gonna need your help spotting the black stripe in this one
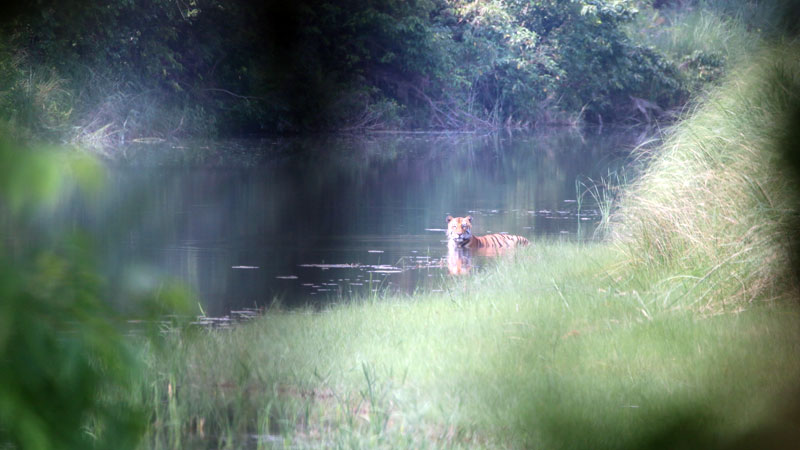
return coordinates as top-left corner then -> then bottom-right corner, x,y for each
471,233 -> 530,248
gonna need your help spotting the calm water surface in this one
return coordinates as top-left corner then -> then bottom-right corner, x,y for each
84,129 -> 645,315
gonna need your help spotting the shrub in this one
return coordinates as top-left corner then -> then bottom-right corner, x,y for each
0,135 -> 191,448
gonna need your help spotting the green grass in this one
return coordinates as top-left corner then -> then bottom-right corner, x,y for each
631,5 -> 755,66
614,43 -> 800,308
627,0 -> 797,96
632,0 -> 798,62
135,242 -> 800,449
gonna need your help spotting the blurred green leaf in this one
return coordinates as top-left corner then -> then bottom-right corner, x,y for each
0,134 -> 190,449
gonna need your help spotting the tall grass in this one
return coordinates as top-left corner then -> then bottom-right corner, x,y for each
613,43 -> 800,309
628,0 -> 797,97
632,0 -> 797,61
70,76 -> 218,151
0,47 -> 74,139
633,6 -> 755,65
135,243 -> 800,448
697,0 -> 800,38
0,44 -> 217,150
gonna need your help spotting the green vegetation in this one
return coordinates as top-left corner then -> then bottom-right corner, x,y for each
6,0 -> 798,143
614,43 -> 800,307
3,2 -> 800,449
628,0 -> 800,96
3,1 -> 798,142
135,243 -> 800,448
0,138 -> 141,449
0,137 -> 192,449
0,0 -> 761,143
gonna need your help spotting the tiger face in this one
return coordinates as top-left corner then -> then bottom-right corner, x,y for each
446,215 -> 473,248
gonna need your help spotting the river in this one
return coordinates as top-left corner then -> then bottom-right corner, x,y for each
76,128 -> 646,316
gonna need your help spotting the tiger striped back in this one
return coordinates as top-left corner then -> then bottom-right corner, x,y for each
469,233 -> 529,248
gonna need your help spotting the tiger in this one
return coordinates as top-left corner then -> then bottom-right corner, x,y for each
445,215 -> 530,250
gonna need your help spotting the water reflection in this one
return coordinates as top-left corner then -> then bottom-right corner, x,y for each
70,129 -> 646,315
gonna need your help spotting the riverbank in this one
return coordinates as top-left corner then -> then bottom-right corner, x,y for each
137,242 -> 800,448
615,44 -> 800,307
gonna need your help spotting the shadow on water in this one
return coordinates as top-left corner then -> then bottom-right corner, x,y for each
62,128 -> 650,315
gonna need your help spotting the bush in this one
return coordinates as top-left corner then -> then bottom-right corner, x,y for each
0,0 -> 691,135
0,135 -> 191,448
438,0 -> 685,125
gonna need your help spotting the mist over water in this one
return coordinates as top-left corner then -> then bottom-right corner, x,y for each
66,129 -> 646,315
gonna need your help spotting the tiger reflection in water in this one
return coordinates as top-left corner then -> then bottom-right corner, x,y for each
445,215 -> 529,275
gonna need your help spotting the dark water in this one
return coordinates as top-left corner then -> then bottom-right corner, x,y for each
77,129 -> 644,316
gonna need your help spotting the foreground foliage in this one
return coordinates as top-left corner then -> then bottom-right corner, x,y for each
0,138 -> 191,449
0,139 -> 144,449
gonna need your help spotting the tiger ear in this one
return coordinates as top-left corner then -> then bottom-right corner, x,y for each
466,215 -> 473,222
446,215 -> 453,225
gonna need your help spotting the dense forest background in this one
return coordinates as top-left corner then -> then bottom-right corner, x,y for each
0,0 -> 798,142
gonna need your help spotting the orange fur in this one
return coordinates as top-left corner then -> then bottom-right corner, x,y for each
445,215 -> 529,250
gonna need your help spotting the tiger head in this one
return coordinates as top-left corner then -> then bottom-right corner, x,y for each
446,215 -> 473,248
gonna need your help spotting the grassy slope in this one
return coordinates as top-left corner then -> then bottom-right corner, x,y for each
139,243 -> 800,449
614,44 -> 800,308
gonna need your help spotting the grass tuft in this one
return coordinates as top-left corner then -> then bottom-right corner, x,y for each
613,43 -> 800,310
